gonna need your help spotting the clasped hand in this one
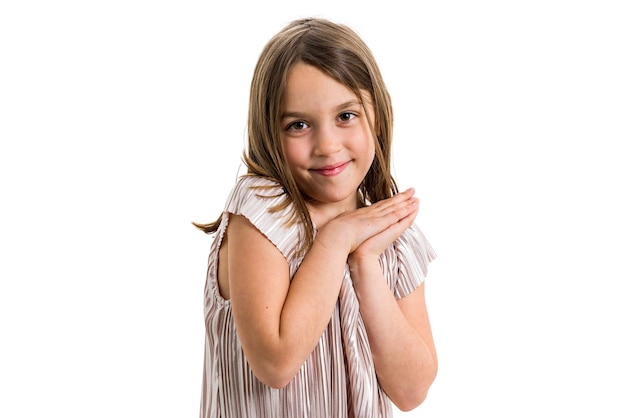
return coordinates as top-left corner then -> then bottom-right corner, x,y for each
318,188 -> 420,262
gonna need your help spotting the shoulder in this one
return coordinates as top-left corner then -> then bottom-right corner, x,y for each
224,175 -> 287,215
386,224 -> 437,298
228,175 -> 285,201
396,224 -> 437,266
223,175 -> 301,263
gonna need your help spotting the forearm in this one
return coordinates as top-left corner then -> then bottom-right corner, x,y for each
273,237 -> 349,375
350,257 -> 437,410
235,227 -> 349,388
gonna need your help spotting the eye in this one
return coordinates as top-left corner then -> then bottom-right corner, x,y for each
286,120 -> 309,131
338,112 -> 356,122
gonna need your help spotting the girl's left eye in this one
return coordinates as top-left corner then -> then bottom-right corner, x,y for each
338,112 -> 356,122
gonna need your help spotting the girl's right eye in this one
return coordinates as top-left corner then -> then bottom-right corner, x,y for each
286,121 -> 308,131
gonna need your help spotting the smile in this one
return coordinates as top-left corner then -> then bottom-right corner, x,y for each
311,161 -> 350,177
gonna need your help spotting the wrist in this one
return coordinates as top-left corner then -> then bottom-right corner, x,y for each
315,226 -> 350,255
347,253 -> 381,281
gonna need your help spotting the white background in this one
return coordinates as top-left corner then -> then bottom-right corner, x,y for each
1,1 -> 625,417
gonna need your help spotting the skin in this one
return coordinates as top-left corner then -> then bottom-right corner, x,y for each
218,63 -> 437,410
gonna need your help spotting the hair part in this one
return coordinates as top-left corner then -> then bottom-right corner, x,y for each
194,17 -> 397,254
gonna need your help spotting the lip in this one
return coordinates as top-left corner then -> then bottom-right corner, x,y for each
311,161 -> 350,177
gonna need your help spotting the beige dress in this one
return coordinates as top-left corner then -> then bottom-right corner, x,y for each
200,175 -> 436,418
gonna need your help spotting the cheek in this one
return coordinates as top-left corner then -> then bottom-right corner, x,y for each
364,136 -> 376,164
282,140 -> 306,168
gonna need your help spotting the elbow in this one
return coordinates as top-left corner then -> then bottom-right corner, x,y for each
391,366 -> 438,412
261,374 -> 294,390
249,359 -> 301,389
240,339 -> 308,389
393,389 -> 430,412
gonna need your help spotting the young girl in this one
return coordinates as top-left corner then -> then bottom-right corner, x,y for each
195,17 -> 437,418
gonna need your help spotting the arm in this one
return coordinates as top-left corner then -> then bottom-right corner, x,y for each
348,206 -> 437,411
226,189 -> 419,388
227,213 -> 348,388
350,261 -> 437,410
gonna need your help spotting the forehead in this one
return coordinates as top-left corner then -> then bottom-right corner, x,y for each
282,63 -> 368,112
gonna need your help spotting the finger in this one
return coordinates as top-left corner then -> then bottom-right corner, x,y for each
377,206 -> 419,243
353,208 -> 418,256
368,188 -> 416,214
377,196 -> 419,220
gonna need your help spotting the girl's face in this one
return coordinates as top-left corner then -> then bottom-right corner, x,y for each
280,63 -> 376,216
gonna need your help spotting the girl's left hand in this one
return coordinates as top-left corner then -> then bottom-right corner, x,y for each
349,193 -> 419,263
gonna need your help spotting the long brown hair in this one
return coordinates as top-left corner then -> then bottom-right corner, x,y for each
194,17 -> 398,253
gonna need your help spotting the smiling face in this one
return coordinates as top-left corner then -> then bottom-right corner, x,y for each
280,63 -> 376,216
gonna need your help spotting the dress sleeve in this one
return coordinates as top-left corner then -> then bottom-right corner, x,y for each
389,224 -> 437,299
222,176 -> 301,261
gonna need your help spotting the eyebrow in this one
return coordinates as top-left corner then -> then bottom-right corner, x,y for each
280,100 -> 363,120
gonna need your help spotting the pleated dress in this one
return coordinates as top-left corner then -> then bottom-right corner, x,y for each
200,175 -> 436,418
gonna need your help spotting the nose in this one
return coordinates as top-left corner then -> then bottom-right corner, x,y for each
313,124 -> 341,156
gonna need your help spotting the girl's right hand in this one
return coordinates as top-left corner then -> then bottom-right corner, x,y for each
317,188 -> 419,255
